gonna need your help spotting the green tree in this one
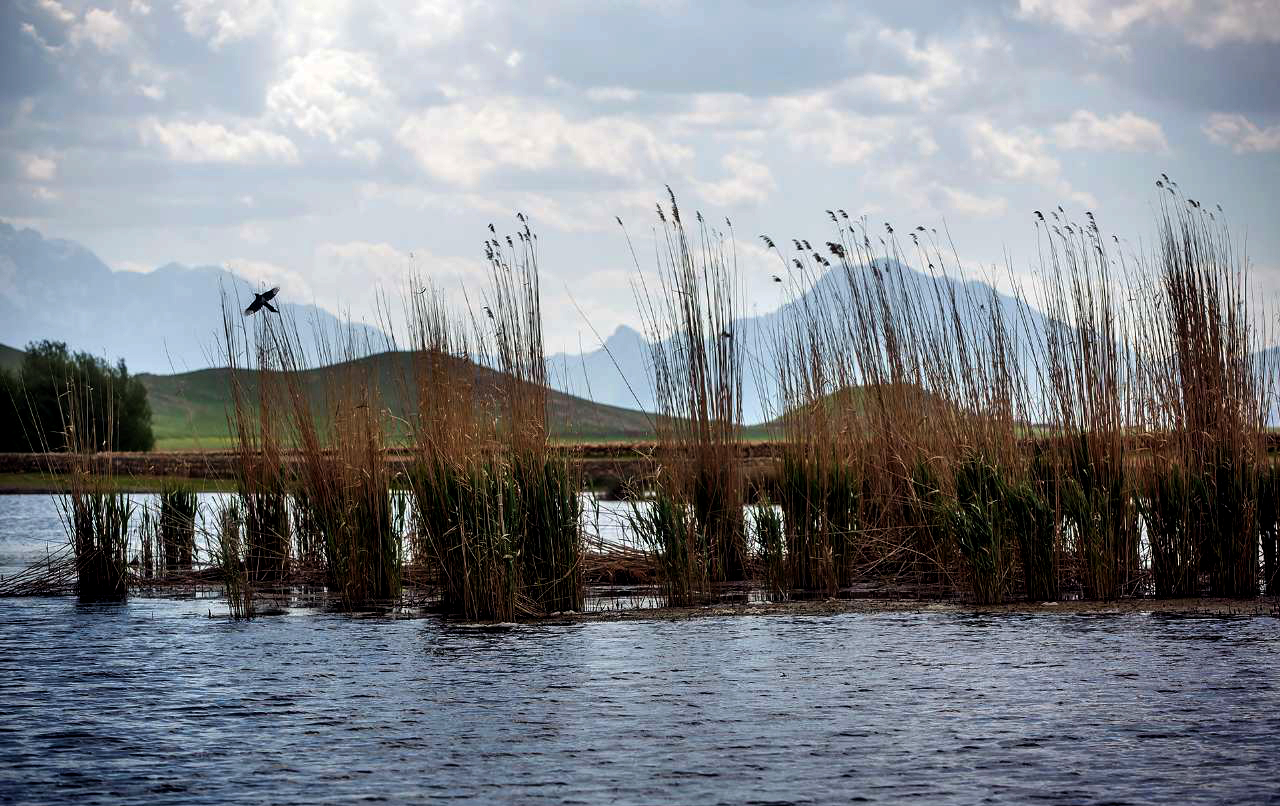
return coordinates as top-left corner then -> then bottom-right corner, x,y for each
0,341 -> 154,452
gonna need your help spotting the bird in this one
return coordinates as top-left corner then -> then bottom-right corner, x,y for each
244,286 -> 280,316
771,275 -> 783,283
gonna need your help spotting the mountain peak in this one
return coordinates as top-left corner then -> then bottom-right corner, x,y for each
604,324 -> 644,348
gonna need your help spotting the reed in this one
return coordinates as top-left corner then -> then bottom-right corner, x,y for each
70,481 -> 132,601
632,192 -> 746,603
221,301 -> 292,583
752,498 -> 787,601
484,219 -> 583,614
159,483 -> 197,571
1132,188 -> 1268,597
1036,216 -> 1136,599
51,362 -> 133,601
402,218 -> 582,619
211,498 -> 254,619
1258,463 -> 1279,596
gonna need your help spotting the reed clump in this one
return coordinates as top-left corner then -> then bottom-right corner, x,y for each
159,483 -> 197,571
1132,191 -> 1269,598
631,192 -> 746,604
403,218 -> 582,620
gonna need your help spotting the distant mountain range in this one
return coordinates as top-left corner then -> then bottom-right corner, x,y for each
0,218 -> 1052,424
0,220 -> 381,376
8,218 -> 1270,428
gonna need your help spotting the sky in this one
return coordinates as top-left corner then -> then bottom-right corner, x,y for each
2,0 -> 1279,355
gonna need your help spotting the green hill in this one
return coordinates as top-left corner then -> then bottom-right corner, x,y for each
138,349 -> 659,450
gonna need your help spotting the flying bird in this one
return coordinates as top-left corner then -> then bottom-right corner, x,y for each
244,286 -> 280,316
771,275 -> 783,283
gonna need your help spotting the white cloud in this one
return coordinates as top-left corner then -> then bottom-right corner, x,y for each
968,119 -> 1096,208
1203,113 -> 1280,153
141,119 -> 300,164
130,1 -> 152,15
36,0 -> 75,25
178,0 -> 277,49
1052,110 -> 1169,152
695,152 -> 776,207
937,186 -> 1009,218
1017,0 -> 1280,48
505,50 -> 523,68
19,153 -> 57,182
21,22 -> 62,55
777,103 -> 898,166
266,49 -> 389,142
70,8 -> 132,52
396,98 -> 692,186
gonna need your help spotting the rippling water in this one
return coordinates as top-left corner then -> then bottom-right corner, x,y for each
2,496 -> 1279,804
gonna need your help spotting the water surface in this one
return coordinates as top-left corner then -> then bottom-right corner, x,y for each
2,496 -> 1277,804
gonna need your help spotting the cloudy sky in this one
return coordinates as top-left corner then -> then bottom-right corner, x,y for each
3,0 -> 1279,353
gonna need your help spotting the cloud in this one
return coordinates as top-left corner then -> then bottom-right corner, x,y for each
774,99 -> 895,166
266,48 -> 389,143
396,97 -> 692,186
141,119 -> 300,164
937,186 -> 1009,218
71,8 -> 131,52
1203,113 -> 1280,153
968,119 -> 1096,208
1016,0 -> 1280,48
1051,110 -> 1169,152
178,0 -> 277,49
695,152 -> 776,207
36,0 -> 75,26
18,153 -> 57,182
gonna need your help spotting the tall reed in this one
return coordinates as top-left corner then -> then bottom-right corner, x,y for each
402,218 -> 582,619
632,192 -> 746,603
1132,190 -> 1268,597
159,483 -> 197,570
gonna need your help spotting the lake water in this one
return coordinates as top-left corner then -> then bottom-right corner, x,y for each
2,494 -> 1279,804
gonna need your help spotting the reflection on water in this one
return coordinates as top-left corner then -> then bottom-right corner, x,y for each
3,495 -> 1280,804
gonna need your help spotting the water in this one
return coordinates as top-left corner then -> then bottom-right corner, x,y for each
2,495 -> 1279,804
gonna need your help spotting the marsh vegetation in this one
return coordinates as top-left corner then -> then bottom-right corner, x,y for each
5,181 -> 1278,616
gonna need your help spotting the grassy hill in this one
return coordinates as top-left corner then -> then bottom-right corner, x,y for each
139,349 -> 660,450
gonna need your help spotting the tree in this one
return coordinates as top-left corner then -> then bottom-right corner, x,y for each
0,341 -> 154,452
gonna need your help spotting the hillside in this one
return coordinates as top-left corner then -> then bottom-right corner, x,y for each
139,350 -> 658,450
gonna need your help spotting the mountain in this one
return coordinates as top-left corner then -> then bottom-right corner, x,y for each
0,220 -> 382,376
547,259 -> 1052,423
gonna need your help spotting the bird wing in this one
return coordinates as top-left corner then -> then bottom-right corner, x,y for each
244,297 -> 263,316
262,286 -> 281,301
